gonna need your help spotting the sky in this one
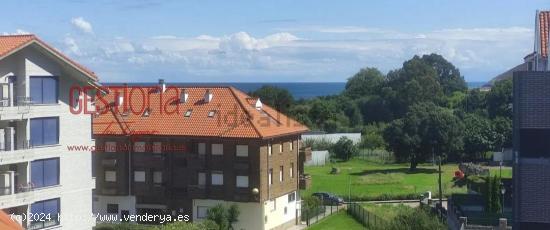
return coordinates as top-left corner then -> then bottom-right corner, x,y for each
1,0 -> 548,82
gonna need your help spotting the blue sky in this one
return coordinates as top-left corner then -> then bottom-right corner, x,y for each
1,0 -> 548,82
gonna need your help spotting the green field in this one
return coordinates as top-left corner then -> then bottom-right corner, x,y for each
361,203 -> 412,221
303,159 -> 467,200
307,211 -> 364,230
488,166 -> 512,179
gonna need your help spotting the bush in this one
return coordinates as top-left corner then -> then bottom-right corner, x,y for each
458,163 -> 489,177
301,196 -> 325,221
332,137 -> 359,161
370,206 -> 446,230
303,137 -> 334,151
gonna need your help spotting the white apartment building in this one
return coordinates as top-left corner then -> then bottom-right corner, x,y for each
0,35 -> 98,229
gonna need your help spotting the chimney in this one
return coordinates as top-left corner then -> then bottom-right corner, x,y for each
255,98 -> 263,110
180,89 -> 189,103
204,89 -> 213,103
159,79 -> 166,93
117,94 -> 124,107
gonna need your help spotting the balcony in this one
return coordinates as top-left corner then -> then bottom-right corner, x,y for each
0,96 -> 31,120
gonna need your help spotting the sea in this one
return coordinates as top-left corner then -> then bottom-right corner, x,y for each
105,82 -> 486,100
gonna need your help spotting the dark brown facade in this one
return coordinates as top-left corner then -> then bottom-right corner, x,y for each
93,134 -> 302,214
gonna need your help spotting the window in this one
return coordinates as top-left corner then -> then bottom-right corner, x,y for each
198,143 -> 206,155
105,171 -> 116,182
236,145 -> 248,157
134,142 -> 145,152
289,141 -> 293,151
268,144 -> 272,156
236,176 -> 249,188
290,163 -> 294,178
212,144 -> 223,155
134,171 -> 146,182
30,117 -> 59,146
279,166 -> 284,182
72,88 -> 80,110
198,172 -> 206,186
211,172 -> 223,185
268,169 -> 273,185
142,108 -> 151,117
208,110 -> 216,117
288,192 -> 296,202
107,204 -> 119,214
284,207 -> 288,215
153,171 -> 162,185
31,158 -> 59,188
184,109 -> 193,117
105,141 -> 117,153
270,199 -> 276,212
153,142 -> 162,154
279,143 -> 283,153
197,206 -> 208,219
30,198 -> 60,229
30,76 -> 58,104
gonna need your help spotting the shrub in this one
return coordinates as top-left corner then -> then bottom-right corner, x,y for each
332,136 -> 359,161
458,163 -> 489,177
303,137 -> 334,151
371,206 -> 446,230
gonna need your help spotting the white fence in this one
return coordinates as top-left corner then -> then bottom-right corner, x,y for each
301,133 -> 361,145
305,151 -> 329,166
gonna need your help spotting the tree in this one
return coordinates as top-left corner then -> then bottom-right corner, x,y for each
486,79 -> 512,119
462,88 -> 488,115
384,103 -> 464,170
332,136 -> 359,161
492,116 -> 512,149
344,67 -> 384,98
384,56 -> 444,118
419,53 -> 467,94
484,176 -> 501,214
250,85 -> 294,113
206,204 -> 240,230
463,114 -> 496,161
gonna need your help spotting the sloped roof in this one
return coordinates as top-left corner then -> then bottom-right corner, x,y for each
92,86 -> 308,139
539,11 -> 550,57
0,34 -> 98,81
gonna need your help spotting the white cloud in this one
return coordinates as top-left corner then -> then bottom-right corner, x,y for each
61,27 -> 533,82
2,29 -> 31,35
71,17 -> 93,34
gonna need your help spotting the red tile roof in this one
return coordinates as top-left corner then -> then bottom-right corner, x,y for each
92,86 -> 308,139
0,34 -> 98,80
539,11 -> 550,57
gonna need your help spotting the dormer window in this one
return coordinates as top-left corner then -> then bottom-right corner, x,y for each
184,109 -> 193,117
142,108 -> 151,117
208,110 -> 216,117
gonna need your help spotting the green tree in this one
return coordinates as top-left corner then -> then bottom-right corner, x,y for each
419,53 -> 467,94
384,103 -> 464,170
384,56 -> 444,118
344,67 -> 384,98
250,85 -> 294,113
462,88 -> 488,115
206,204 -> 240,230
463,114 -> 496,161
492,116 -> 512,149
332,136 -> 359,161
486,79 -> 512,119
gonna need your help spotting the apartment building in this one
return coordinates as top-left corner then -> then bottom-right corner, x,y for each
513,71 -> 550,229
524,10 -> 550,71
0,35 -> 98,229
92,83 -> 309,230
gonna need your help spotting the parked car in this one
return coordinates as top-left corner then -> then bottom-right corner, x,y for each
312,192 -> 344,205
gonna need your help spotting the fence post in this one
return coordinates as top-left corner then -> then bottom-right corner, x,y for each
499,218 -> 507,230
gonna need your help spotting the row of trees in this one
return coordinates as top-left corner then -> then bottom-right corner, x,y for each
251,54 -> 513,169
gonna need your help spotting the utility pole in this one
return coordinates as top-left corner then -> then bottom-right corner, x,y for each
438,155 -> 443,206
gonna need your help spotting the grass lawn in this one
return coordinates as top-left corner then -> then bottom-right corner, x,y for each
488,166 -> 512,179
307,211 -> 364,230
303,159 -> 467,201
361,204 -> 412,221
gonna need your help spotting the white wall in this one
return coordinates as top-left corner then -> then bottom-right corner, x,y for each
302,133 -> 361,145
0,44 -> 96,229
305,151 -> 329,166
263,191 -> 297,230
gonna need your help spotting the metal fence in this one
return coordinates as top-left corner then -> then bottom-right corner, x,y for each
347,203 -> 388,229
300,203 -> 342,226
